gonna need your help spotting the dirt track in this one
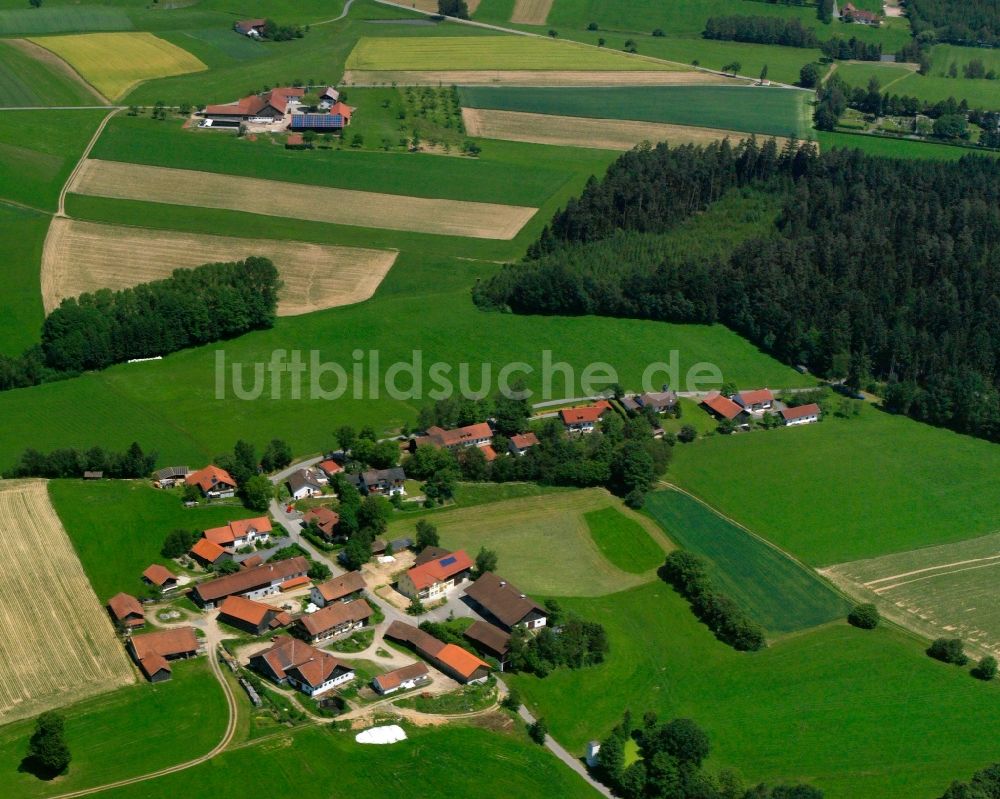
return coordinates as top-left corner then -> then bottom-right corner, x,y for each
343,69 -> 739,86
463,108 -> 782,151
42,218 -> 398,315
68,159 -> 537,240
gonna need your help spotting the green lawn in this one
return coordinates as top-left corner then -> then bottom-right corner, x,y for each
584,506 -> 667,574
460,84 -> 813,138
59,723 -> 599,799
0,41 -> 101,107
48,479 -> 258,601
390,487 -> 665,596
0,203 -> 48,355
0,109 -> 107,211
511,582 -> 1000,799
670,405 -> 1000,566
1,658 -> 226,799
644,489 -> 848,633
346,34 -> 682,71
818,129 -> 1000,159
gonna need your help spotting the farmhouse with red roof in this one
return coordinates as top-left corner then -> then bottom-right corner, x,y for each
700,391 -> 748,423
185,465 -> 237,499
781,403 -> 822,426
560,400 -> 613,433
250,636 -> 355,697
396,549 -> 473,601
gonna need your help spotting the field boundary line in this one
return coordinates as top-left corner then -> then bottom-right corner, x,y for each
871,559 -> 1000,593
46,643 -> 238,799
864,552 -> 1000,586
57,107 -> 120,218
22,37 -> 111,105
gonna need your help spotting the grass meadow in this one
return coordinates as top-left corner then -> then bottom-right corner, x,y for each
48,479 -> 258,601
28,32 -> 206,100
460,84 -> 812,138
346,35 -> 681,71
670,405 -> 1000,566
585,506 -> 667,574
817,129 -> 1000,159
835,60 -> 1000,107
0,204 -> 49,355
389,488 -> 666,596
0,658 -> 227,799
0,5 -> 132,35
0,109 -> 107,211
58,723 -> 600,799
644,489 -> 848,634
0,41 -> 101,107
510,581 -> 1000,799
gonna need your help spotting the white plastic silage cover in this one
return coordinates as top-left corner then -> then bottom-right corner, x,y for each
355,725 -> 407,745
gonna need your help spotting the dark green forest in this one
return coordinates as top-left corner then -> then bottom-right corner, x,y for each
907,0 -> 1000,46
474,140 -> 1000,442
703,16 -> 818,48
0,257 -> 280,389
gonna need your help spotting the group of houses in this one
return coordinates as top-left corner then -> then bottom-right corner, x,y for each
199,85 -> 354,131
700,388 -> 821,429
152,464 -> 238,499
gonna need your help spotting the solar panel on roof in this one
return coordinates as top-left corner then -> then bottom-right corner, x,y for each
439,556 -> 457,567
290,113 -> 346,129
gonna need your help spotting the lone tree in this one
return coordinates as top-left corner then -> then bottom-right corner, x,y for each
928,637 -> 968,665
25,711 -> 71,777
474,546 -> 498,578
528,718 -> 548,744
847,603 -> 880,629
972,655 -> 998,681
415,519 -> 440,551
438,0 -> 469,19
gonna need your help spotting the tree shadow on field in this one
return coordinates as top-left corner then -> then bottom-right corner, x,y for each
18,755 -> 66,781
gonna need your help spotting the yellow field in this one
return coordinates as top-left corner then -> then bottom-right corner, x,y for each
343,69 -> 730,87
346,36 -> 681,72
68,159 -> 537,240
511,0 -> 553,25
462,108 -> 782,151
0,480 -> 133,724
28,32 -> 205,100
41,218 -> 399,316
409,0 -> 481,12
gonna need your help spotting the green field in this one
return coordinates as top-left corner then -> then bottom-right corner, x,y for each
928,44 -> 1000,80
818,129 -> 1000,159
0,204 -> 49,355
644,490 -> 848,633
835,60 -> 1000,107
1,658 -> 226,799
584,506 -> 667,574
511,582 -> 1000,798
346,34 -> 681,70
460,85 -> 813,138
0,41 -> 101,106
45,723 -> 598,799
0,6 -> 132,35
0,108 -> 107,211
390,488 -> 667,596
48,479 -> 258,601
671,406 -> 1000,566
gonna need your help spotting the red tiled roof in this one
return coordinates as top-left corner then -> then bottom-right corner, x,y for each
385,621 -> 446,657
701,391 -> 744,421
241,555 -> 264,570
315,571 -> 365,602
194,557 -> 309,603
130,627 -> 199,661
299,598 -> 372,637
304,507 -> 340,537
327,101 -> 354,120
191,538 -> 227,563
318,459 -> 343,476
405,550 -> 472,591
780,403 -> 821,421
286,133 -> 304,146
560,400 -> 611,425
142,564 -> 176,586
481,444 -> 497,462
107,592 -> 144,621
510,433 -> 538,449
436,644 -> 490,679
373,662 -> 429,692
281,575 -> 311,591
138,652 -> 171,679
421,423 -> 493,448
204,516 -> 271,546
218,594 -> 274,626
734,388 -> 774,406
253,636 -> 350,689
185,465 -> 236,492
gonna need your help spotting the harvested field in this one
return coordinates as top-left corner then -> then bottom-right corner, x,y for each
0,480 -> 133,724
343,69 -> 733,86
408,0 -> 481,12
824,531 -> 1000,657
68,159 -> 537,240
41,218 -> 398,316
462,108 -> 781,150
28,32 -> 206,101
511,0 -> 553,25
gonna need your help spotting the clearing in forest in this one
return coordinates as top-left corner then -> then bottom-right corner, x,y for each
68,159 -> 537,240
42,218 -> 398,316
0,480 -> 133,724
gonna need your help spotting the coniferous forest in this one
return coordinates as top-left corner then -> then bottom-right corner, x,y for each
474,139 -> 1000,442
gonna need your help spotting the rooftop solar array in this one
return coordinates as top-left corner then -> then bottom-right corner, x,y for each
440,556 -> 457,567
290,113 -> 347,129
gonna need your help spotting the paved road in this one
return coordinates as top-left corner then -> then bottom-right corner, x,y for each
517,705 -> 613,798
314,0 -> 358,26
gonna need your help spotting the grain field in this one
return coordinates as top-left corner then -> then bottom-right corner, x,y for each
511,0 -> 553,25
343,69 -> 737,86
